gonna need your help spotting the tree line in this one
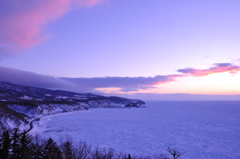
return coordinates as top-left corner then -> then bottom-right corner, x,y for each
0,128 -> 185,159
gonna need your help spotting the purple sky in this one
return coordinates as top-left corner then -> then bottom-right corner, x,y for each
0,0 -> 240,100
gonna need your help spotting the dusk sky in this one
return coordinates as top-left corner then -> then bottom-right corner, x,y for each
0,0 -> 240,100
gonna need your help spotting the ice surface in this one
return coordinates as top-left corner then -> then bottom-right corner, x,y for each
31,101 -> 240,159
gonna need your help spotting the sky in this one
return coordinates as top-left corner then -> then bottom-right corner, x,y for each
0,0 -> 240,100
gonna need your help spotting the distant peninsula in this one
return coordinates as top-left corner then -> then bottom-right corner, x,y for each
0,81 -> 145,130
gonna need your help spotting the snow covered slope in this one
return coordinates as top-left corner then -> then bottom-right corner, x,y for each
0,81 -> 145,129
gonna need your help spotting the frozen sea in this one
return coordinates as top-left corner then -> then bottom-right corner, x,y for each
32,101 -> 240,159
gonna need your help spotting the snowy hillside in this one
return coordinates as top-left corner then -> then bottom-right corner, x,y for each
0,81 -> 145,130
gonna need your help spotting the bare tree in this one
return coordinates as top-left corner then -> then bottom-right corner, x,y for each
73,141 -> 91,159
154,154 -> 171,159
166,147 -> 185,159
90,147 -> 115,159
114,152 -> 128,159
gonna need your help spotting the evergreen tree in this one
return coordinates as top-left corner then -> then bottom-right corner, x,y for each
0,130 -> 11,159
28,142 -> 44,159
62,141 -> 72,159
9,128 -> 21,159
19,130 -> 31,159
126,154 -> 132,159
44,138 -> 62,159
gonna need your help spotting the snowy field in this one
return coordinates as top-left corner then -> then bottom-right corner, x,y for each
31,101 -> 240,159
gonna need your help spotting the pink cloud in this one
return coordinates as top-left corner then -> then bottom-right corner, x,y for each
61,74 -> 184,92
73,0 -> 105,7
0,62 -> 239,94
177,63 -> 240,76
0,65 -> 184,93
0,0 -> 104,53
139,74 -> 185,89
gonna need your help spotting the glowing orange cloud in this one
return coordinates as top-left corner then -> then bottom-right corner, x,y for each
0,62 -> 239,94
139,74 -> 185,88
61,74 -> 185,92
177,63 -> 240,77
0,0 -> 104,52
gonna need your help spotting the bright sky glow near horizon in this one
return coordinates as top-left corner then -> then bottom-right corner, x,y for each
0,0 -> 240,100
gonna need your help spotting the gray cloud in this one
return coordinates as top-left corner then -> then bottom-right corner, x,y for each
214,63 -> 232,67
0,66 -> 80,92
61,75 -> 183,92
1,61 -> 240,97
108,93 -> 240,101
177,63 -> 240,76
0,66 -> 183,93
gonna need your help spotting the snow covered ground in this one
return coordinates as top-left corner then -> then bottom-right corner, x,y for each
31,101 -> 240,159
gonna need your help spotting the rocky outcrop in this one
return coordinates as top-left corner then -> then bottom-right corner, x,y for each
6,98 -> 145,117
37,103 -> 89,115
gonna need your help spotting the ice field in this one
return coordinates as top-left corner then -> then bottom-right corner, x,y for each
32,101 -> 240,158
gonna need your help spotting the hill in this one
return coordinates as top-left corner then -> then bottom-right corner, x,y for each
0,81 -> 145,130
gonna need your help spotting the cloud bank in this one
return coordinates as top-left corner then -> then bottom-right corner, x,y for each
0,66 -> 182,92
0,0 -> 104,54
61,75 -> 183,92
177,63 -> 240,76
0,66 -> 78,91
0,62 -> 239,95
111,93 -> 240,101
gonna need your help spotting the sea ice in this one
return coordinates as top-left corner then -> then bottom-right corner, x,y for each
31,101 -> 240,159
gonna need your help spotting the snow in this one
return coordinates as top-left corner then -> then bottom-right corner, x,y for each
8,104 -> 37,117
37,103 -> 88,115
6,118 -> 17,128
20,95 -> 32,100
31,101 -> 240,158
1,117 -> 26,131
